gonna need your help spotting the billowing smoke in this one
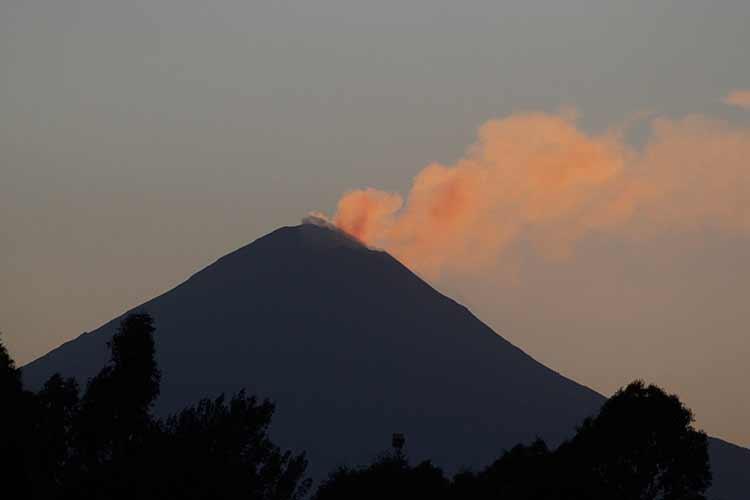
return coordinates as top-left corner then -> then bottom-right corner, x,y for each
723,89 -> 750,110
320,111 -> 750,278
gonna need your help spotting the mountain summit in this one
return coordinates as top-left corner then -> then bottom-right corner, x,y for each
23,223 -> 750,497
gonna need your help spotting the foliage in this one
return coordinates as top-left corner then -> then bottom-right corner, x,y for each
312,383 -> 711,500
564,380 -> 712,500
0,314 -> 308,500
314,442 -> 449,500
157,392 -> 310,500
0,321 -> 712,500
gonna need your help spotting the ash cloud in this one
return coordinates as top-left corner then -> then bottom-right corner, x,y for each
723,89 -> 750,110
323,111 -> 750,278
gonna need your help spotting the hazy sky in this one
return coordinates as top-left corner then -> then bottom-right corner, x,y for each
2,1 -> 749,446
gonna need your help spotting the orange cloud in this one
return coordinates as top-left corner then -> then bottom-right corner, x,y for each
723,90 -> 750,110
326,112 -> 750,278
333,188 -> 403,244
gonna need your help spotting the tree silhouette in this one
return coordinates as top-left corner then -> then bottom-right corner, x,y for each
0,333 -> 33,495
313,382 -> 711,500
475,438 -> 556,500
0,333 -> 22,395
563,380 -> 711,500
75,313 -> 161,462
24,373 -> 79,499
313,435 -> 450,500
157,391 -> 311,500
59,312 -> 308,500
57,313 -> 160,499
1,321 -> 714,500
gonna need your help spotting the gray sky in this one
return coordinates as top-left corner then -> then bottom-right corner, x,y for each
2,0 -> 749,446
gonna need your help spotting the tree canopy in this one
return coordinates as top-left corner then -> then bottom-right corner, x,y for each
0,320 -> 711,500
0,314 -> 309,500
313,382 -> 711,500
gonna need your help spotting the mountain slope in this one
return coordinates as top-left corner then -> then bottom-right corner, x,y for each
23,223 -> 750,497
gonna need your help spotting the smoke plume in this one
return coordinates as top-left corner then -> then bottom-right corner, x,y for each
321,111 -> 750,278
723,89 -> 750,110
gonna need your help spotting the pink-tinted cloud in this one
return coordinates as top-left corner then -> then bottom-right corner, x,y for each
723,90 -> 750,110
323,111 -> 750,279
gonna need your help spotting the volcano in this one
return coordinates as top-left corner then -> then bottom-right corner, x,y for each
23,222 -> 750,498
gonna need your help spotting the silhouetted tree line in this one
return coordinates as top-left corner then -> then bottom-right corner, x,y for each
1,314 -> 310,500
1,313 -> 711,499
315,382 -> 711,500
